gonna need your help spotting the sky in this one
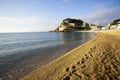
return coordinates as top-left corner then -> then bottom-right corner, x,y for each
0,0 -> 120,32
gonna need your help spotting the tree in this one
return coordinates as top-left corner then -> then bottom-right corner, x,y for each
63,18 -> 83,26
84,22 -> 90,30
112,19 -> 120,25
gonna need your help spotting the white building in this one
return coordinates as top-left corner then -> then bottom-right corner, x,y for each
101,27 -> 106,30
117,24 -> 120,30
110,25 -> 117,30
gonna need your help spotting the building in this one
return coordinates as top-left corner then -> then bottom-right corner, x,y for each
89,24 -> 97,30
110,25 -> 117,30
89,23 -> 102,30
105,22 -> 111,30
117,24 -> 120,30
101,27 -> 106,30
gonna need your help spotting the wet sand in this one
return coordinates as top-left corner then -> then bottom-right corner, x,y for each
21,30 -> 120,80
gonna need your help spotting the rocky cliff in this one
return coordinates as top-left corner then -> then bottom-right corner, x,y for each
51,18 -> 91,32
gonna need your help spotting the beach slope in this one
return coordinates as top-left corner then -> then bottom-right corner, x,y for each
21,30 -> 120,80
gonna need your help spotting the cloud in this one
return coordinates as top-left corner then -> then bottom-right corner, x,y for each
81,8 -> 120,25
79,0 -> 120,25
0,16 -> 40,25
0,16 -> 60,32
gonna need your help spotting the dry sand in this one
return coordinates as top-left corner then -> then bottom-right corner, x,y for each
21,30 -> 120,80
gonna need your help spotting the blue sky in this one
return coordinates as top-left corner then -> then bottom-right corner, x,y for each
0,0 -> 120,32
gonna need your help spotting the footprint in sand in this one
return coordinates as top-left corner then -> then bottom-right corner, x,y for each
77,61 -> 80,65
89,52 -> 93,57
72,65 -> 76,69
63,65 -> 77,80
85,54 -> 87,56
81,58 -> 85,64
63,76 -> 70,80
74,73 -> 82,79
90,48 -> 93,51
81,65 -> 86,69
86,56 -> 89,59
65,67 -> 70,72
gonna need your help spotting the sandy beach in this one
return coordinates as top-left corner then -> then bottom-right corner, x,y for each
21,30 -> 120,80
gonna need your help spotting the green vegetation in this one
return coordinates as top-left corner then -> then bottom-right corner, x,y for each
63,18 -> 84,26
112,18 -> 120,25
51,18 -> 96,32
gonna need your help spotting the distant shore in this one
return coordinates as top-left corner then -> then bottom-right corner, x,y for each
21,30 -> 120,80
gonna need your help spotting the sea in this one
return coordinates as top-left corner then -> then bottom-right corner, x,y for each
0,32 -> 96,80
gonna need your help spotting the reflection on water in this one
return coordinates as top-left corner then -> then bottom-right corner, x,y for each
60,32 -> 95,44
0,32 -> 95,57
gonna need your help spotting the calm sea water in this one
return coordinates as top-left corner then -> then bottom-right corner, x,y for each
0,32 -> 96,80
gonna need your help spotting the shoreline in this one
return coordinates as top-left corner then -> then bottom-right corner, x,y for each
0,32 -> 96,80
21,30 -> 120,80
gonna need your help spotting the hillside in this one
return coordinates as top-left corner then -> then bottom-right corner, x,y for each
112,18 -> 120,25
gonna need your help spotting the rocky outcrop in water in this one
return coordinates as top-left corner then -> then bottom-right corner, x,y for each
50,18 -> 91,32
